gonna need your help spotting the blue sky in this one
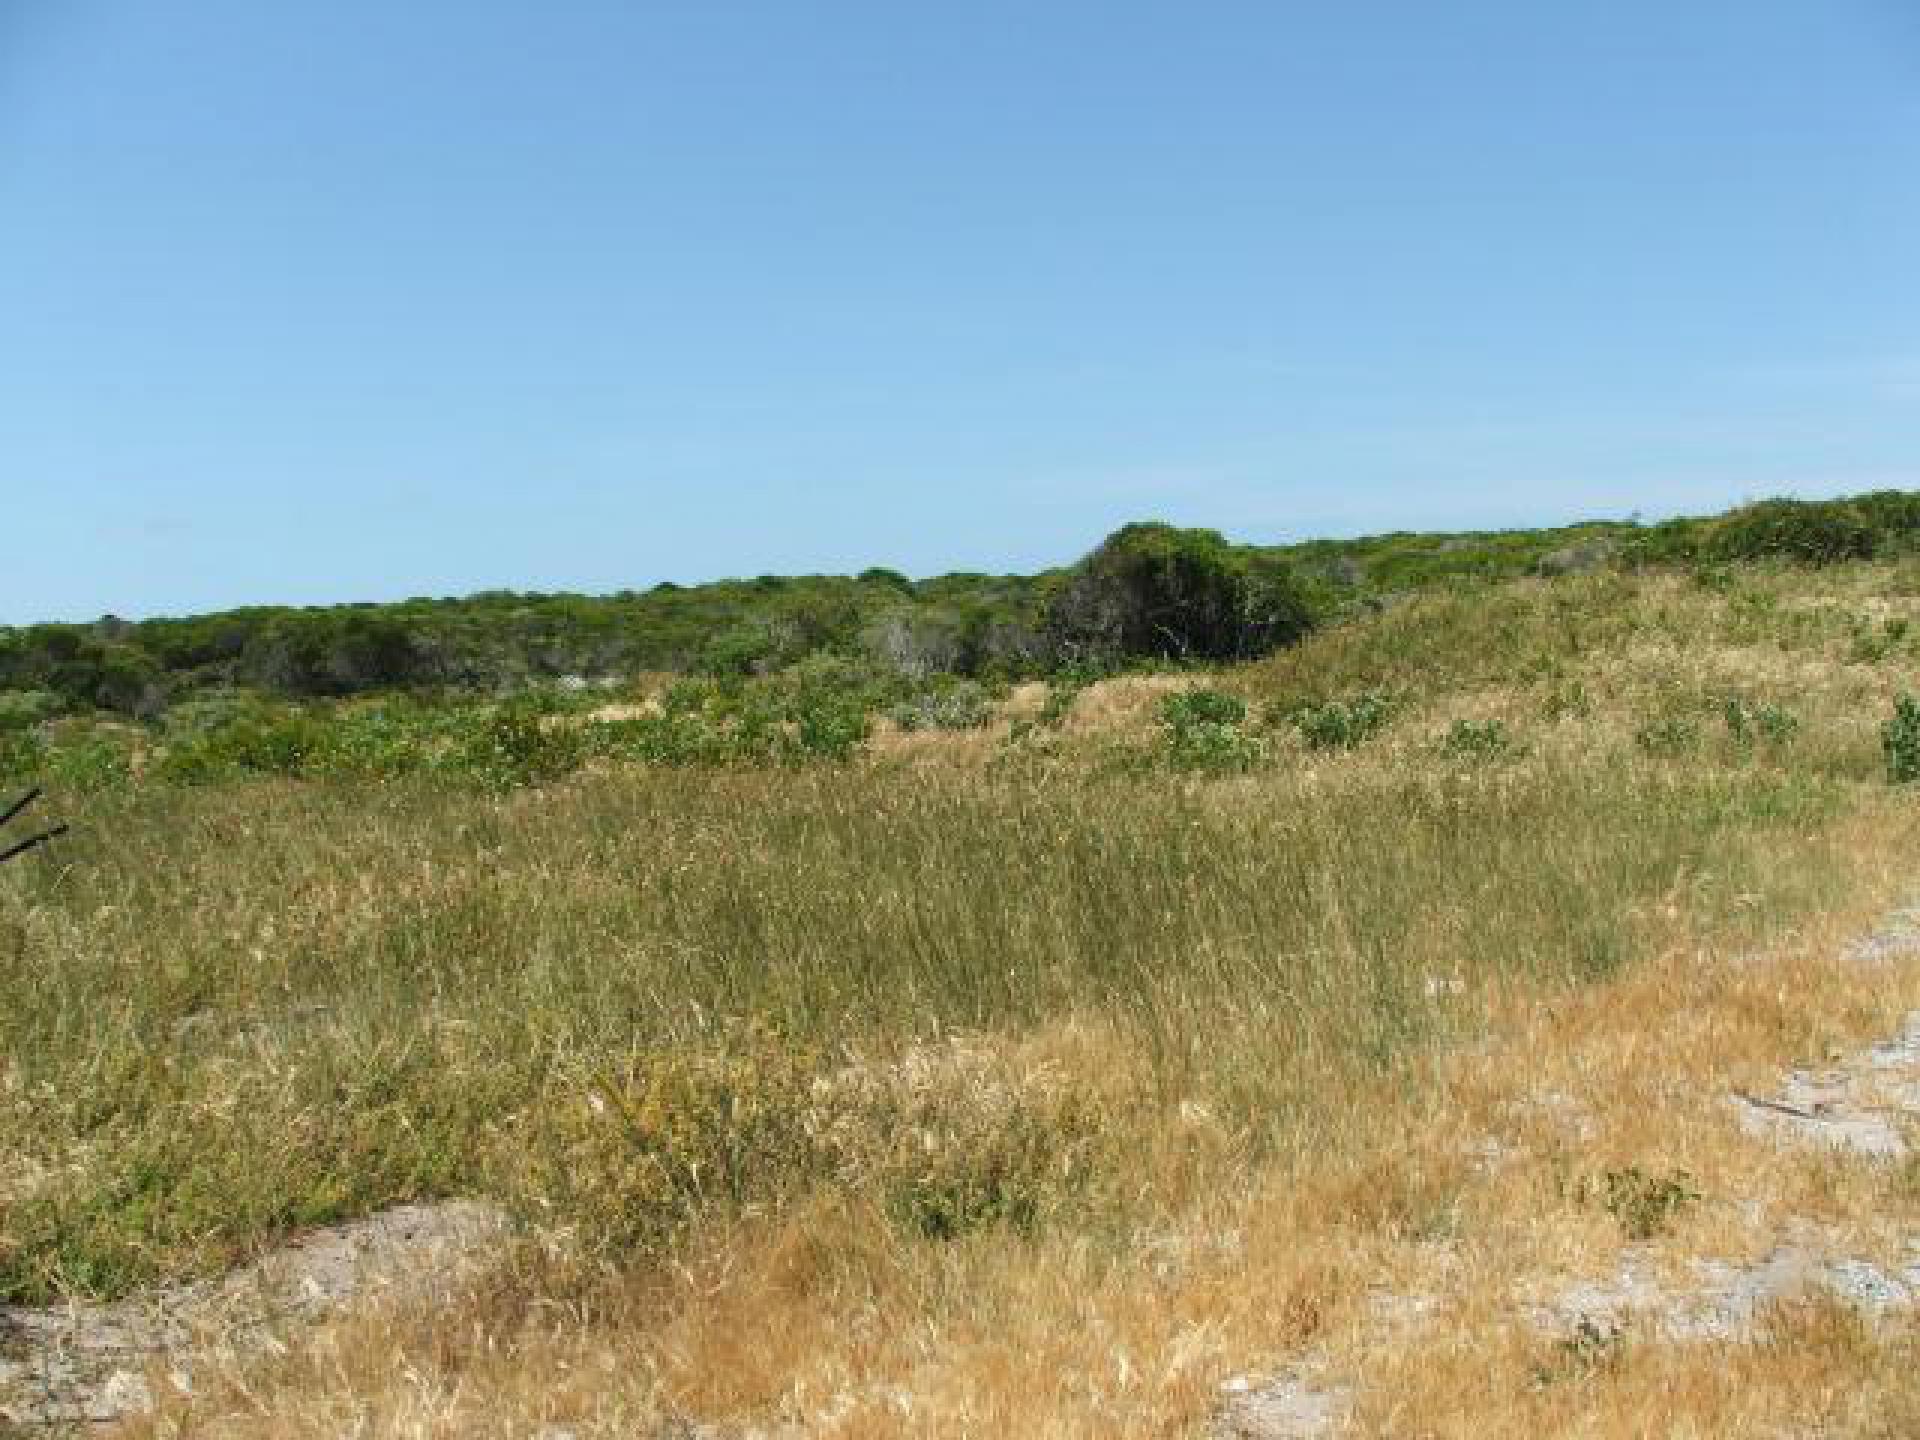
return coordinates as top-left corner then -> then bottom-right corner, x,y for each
2,1 -> 1916,622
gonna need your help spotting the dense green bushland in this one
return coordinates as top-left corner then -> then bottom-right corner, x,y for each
1621,491 -> 1920,568
8,544 -> 1920,797
8,491 -> 1915,729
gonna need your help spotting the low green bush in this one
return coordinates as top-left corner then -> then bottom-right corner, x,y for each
1634,716 -> 1701,757
1706,498 -> 1877,566
451,701 -> 584,792
1285,694 -> 1393,751
1159,689 -> 1264,771
1160,689 -> 1246,730
1165,722 -> 1266,773
0,690 -> 63,733
1587,1166 -> 1698,1240
1441,718 -> 1520,760
891,682 -> 991,733
39,732 -> 134,792
790,691 -> 870,761
1885,695 -> 1920,785
0,728 -> 44,786
155,711 -> 331,784
1723,697 -> 1798,749
587,681 -> 872,768
1849,616 -> 1910,665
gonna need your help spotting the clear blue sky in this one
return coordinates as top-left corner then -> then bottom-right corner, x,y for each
3,1 -> 1917,622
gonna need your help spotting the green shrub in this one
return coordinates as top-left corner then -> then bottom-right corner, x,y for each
1723,697 -> 1798,748
1705,498 -> 1877,566
891,682 -> 991,733
161,691 -> 273,739
1885,695 -> 1920,784
1442,718 -> 1519,760
156,711 -> 331,784
661,678 -> 718,717
1045,522 -> 1313,664
1158,689 -> 1264,772
788,691 -> 870,762
0,690 -> 64,732
451,701 -> 583,791
1633,716 -> 1700,757
1542,681 -> 1592,723
1286,694 -> 1393,751
40,732 -> 134,792
1849,616 -> 1910,665
1159,689 -> 1246,730
1164,721 -> 1266,773
585,680 -> 872,768
1586,1166 -> 1698,1240
701,624 -> 778,678
587,711 -> 716,766
0,729 -> 44,785
314,702 -> 443,778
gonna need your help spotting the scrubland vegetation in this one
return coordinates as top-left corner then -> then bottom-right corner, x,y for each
8,492 -> 1920,1434
4,489 -> 1917,719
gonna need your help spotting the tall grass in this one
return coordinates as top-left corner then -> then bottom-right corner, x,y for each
0,743 -> 1854,1302
2,561 -> 1912,1319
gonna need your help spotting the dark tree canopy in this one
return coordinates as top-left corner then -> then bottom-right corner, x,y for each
1044,522 -> 1315,664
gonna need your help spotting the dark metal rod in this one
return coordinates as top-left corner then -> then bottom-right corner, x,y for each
0,788 -> 41,832
0,824 -> 67,866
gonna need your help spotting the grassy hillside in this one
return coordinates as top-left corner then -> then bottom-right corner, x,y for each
7,535 -> 1920,1432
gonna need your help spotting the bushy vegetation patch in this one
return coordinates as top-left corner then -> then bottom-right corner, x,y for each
1849,614 -> 1912,665
1582,1166 -> 1700,1241
1158,689 -> 1265,772
1625,491 -> 1920,569
1723,697 -> 1798,750
890,681 -> 992,733
0,690 -> 63,732
1886,695 -> 1920,785
1634,716 -> 1703,758
1044,522 -> 1314,665
1441,718 -> 1521,761
1284,693 -> 1395,751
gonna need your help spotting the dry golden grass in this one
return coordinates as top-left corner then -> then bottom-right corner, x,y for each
129,806 -> 1920,1438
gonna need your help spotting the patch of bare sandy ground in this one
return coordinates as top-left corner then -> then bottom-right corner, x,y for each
1,1203 -> 506,1429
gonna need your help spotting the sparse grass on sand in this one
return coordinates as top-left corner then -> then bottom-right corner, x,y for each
8,564 -> 1920,1434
